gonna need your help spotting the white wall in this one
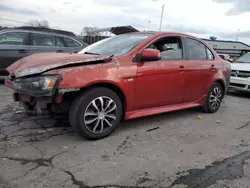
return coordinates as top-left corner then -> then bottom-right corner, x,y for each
203,40 -> 250,50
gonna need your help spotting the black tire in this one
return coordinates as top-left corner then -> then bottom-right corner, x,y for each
69,87 -> 123,140
203,82 -> 224,113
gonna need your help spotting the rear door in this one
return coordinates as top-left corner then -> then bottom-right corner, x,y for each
182,37 -> 218,103
55,36 -> 67,52
0,31 -> 30,76
29,32 -> 58,54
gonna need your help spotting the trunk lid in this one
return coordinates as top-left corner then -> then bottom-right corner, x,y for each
7,52 -> 112,78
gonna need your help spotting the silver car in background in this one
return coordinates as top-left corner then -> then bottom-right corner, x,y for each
0,27 -> 88,79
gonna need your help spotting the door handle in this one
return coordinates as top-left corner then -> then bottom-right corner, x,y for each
178,65 -> 185,71
210,64 -> 216,70
18,49 -> 28,53
56,50 -> 63,53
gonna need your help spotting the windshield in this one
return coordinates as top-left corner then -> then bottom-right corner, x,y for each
78,34 -> 151,56
235,52 -> 250,63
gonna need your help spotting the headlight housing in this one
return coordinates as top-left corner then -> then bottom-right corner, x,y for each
14,75 -> 61,96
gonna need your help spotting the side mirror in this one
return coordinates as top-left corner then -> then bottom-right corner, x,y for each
141,49 -> 161,61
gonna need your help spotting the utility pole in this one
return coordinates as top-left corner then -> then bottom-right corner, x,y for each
236,29 -> 240,41
159,4 -> 165,31
148,20 -> 151,31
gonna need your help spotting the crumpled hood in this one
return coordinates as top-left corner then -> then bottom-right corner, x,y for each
231,63 -> 250,71
7,52 -> 112,78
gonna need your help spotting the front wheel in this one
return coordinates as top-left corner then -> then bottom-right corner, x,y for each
69,87 -> 123,140
203,82 -> 224,113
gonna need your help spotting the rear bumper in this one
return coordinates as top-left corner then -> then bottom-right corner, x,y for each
229,76 -> 250,92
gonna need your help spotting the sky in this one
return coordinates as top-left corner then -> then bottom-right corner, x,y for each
1,0 -> 250,44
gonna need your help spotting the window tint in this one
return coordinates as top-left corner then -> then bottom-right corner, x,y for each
62,37 -> 81,47
56,37 -> 65,47
146,37 -> 183,60
31,33 -> 55,46
0,32 -> 28,45
206,48 -> 214,60
187,38 -> 206,60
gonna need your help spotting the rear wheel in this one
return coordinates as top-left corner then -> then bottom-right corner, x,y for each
203,82 -> 224,113
69,87 -> 123,140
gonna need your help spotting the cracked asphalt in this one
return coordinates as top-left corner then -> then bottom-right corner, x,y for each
1,83 -> 250,188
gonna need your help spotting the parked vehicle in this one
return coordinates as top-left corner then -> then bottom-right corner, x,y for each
229,52 -> 250,92
0,27 -> 88,79
5,32 -> 231,140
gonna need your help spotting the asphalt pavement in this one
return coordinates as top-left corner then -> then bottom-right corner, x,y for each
1,83 -> 250,188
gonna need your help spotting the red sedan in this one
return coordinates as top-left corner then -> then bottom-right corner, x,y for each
5,32 -> 231,140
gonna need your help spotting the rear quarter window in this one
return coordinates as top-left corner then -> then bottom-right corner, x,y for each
62,37 -> 81,47
206,47 -> 214,60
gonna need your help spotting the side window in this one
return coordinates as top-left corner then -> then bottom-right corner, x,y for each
0,32 -> 28,45
206,47 -> 214,60
62,37 -> 81,47
31,33 -> 55,47
186,38 -> 206,60
56,37 -> 65,47
145,37 -> 183,60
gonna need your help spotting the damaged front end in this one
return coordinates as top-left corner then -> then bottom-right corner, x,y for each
5,53 -> 116,115
5,74 -> 65,115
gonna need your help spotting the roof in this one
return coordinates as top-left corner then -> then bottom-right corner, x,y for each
202,38 -> 250,48
2,26 -> 76,37
88,26 -> 139,35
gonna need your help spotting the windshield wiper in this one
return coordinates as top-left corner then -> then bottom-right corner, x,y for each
84,52 -> 114,59
84,51 -> 100,55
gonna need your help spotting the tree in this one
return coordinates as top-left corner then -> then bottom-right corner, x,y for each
81,27 -> 100,36
0,26 -> 10,30
209,36 -> 217,41
28,20 -> 50,28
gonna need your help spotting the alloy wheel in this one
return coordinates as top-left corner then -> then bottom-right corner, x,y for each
209,87 -> 222,110
83,96 -> 117,134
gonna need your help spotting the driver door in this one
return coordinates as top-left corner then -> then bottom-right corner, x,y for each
134,36 -> 186,109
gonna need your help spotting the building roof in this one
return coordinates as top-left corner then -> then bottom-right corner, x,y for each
201,38 -> 250,48
201,38 -> 250,51
88,26 -> 139,35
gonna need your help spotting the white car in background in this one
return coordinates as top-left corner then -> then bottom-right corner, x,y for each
230,52 -> 250,92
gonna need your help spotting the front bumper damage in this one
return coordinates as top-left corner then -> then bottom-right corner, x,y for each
5,75 -> 67,115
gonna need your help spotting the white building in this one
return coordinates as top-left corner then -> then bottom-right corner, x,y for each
202,39 -> 250,57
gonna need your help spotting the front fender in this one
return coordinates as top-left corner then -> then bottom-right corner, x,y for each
45,62 -> 138,111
